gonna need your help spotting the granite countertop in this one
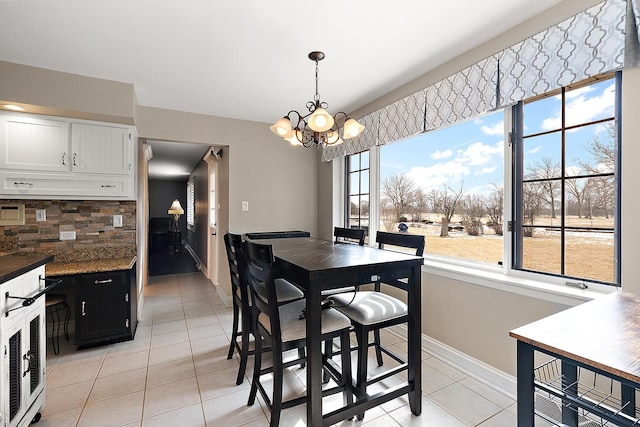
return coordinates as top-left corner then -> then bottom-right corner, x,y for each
0,253 -> 55,284
46,256 -> 137,276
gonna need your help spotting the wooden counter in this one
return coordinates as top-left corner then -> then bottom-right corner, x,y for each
510,291 -> 640,426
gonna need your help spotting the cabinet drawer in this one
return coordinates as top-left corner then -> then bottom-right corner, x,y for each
0,172 -> 133,199
78,271 -> 127,290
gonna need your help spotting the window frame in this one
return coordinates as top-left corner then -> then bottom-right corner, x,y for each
342,73 -> 620,303
512,72 -> 620,287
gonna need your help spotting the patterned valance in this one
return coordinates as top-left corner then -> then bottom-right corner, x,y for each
322,0 -> 632,162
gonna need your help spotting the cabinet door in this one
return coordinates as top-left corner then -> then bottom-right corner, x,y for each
1,303 -> 44,427
0,115 -> 70,172
76,271 -> 130,346
71,123 -> 132,175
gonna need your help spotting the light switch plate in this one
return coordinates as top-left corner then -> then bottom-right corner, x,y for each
36,209 -> 46,222
114,214 -> 123,227
241,201 -> 249,212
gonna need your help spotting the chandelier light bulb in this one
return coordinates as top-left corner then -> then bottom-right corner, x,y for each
270,117 -> 292,138
343,118 -> 365,139
308,107 -> 335,132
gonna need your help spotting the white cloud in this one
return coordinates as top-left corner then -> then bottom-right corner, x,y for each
408,139 -> 504,191
431,149 -> 453,160
455,140 -> 503,167
528,146 -> 541,154
541,83 -> 615,131
481,121 -> 504,136
407,161 -> 470,190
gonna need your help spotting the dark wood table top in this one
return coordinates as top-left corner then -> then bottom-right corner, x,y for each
256,237 -> 423,273
510,291 -> 640,384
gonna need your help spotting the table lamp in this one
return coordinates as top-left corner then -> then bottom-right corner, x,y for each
168,199 -> 184,231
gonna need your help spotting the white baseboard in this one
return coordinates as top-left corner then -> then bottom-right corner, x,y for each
389,325 -> 517,400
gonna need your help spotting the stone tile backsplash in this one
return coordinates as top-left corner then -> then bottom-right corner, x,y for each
0,200 -> 136,260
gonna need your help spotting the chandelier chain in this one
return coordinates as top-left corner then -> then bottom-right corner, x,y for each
314,59 -> 320,103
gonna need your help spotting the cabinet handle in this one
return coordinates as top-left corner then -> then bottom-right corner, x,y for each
81,301 -> 86,316
95,279 -> 113,284
62,152 -> 66,165
13,181 -> 33,186
73,153 -> 77,166
125,293 -> 129,303
23,351 -> 35,377
100,185 -> 116,188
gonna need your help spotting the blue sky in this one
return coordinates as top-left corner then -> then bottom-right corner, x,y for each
380,78 -> 616,196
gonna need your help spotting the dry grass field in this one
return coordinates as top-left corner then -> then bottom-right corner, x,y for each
379,215 -> 615,283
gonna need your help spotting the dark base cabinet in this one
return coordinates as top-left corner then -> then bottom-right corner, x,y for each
75,266 -> 137,348
49,265 -> 137,349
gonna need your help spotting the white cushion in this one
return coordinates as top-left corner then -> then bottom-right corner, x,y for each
253,278 -> 303,303
332,291 -> 407,325
258,299 -> 351,342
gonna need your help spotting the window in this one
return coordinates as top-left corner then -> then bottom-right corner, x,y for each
346,151 -> 370,238
346,72 -> 620,287
378,109 -> 504,264
186,177 -> 195,229
513,73 -> 619,285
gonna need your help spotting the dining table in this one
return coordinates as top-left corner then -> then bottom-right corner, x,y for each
253,237 -> 423,426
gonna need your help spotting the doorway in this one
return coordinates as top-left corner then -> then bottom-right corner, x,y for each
141,140 -> 229,288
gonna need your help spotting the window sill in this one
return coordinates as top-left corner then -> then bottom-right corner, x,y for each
422,258 -> 616,307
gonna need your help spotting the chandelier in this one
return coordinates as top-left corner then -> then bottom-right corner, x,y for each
270,51 -> 365,148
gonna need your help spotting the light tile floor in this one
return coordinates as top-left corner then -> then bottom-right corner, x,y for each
39,271 -> 517,426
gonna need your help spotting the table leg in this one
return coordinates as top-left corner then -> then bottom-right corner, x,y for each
306,284 -> 323,425
516,340 -> 535,427
622,383 -> 636,417
561,360 -> 578,426
408,264 -> 422,415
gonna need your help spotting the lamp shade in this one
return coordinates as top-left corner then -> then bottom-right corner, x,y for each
270,117 -> 293,138
168,199 -> 184,215
285,130 -> 303,146
308,108 -> 335,132
343,118 -> 365,139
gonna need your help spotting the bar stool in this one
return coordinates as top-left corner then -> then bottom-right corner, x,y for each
45,293 -> 71,355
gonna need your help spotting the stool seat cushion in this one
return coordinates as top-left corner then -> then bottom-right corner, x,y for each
258,299 -> 351,342
332,291 -> 407,325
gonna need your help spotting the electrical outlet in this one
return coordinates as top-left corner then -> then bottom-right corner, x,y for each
114,214 -> 123,227
242,201 -> 249,212
59,231 -> 76,241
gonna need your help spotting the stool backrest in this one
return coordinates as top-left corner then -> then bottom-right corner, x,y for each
376,231 -> 425,256
333,227 -> 365,246
243,240 -> 283,343
224,232 -> 250,305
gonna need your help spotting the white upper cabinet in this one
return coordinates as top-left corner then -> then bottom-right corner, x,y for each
0,115 -> 70,172
71,123 -> 132,175
0,112 -> 136,200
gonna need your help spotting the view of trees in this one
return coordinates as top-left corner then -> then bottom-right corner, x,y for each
378,123 -> 615,238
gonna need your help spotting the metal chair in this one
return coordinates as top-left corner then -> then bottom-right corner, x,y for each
224,232 -> 304,385
331,231 -> 424,419
244,240 -> 354,427
45,293 -> 71,355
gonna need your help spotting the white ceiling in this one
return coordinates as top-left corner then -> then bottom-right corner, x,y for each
0,0 -> 566,177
